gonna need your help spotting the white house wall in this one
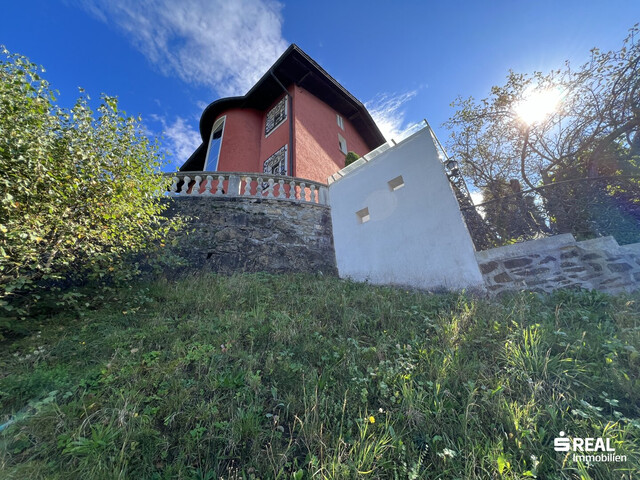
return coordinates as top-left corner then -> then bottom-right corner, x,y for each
328,128 -> 485,291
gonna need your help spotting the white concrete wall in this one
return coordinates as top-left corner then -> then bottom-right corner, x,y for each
328,128 -> 485,291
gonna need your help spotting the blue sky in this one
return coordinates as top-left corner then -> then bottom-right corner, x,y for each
3,0 -> 639,170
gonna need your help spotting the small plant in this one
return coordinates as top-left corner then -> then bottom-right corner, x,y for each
344,151 -> 360,167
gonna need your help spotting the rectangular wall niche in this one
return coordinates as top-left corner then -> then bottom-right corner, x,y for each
388,175 -> 405,191
356,207 -> 370,224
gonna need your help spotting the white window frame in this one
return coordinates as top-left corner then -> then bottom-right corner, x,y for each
204,116 -> 226,171
265,97 -> 288,138
337,114 -> 344,130
338,133 -> 347,154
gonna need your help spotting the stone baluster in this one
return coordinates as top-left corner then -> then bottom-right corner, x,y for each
215,175 -> 225,196
193,176 -> 202,196
257,177 -> 264,197
228,174 -> 241,196
203,176 -> 213,196
169,173 -> 330,204
289,180 -> 296,200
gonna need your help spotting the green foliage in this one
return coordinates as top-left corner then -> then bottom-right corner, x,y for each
446,25 -> 640,189
448,26 -> 640,250
0,273 -> 638,478
0,47 -> 178,316
344,151 -> 360,167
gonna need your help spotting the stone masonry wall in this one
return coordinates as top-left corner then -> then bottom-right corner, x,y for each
163,197 -> 337,275
477,234 -> 640,295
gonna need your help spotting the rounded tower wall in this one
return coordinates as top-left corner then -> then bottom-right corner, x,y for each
213,108 -> 263,173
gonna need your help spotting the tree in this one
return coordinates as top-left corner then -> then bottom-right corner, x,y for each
0,47 -> 176,310
445,25 -> 640,191
446,26 -> 640,246
477,179 -> 549,243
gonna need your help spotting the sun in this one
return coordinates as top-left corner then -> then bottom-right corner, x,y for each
514,86 -> 563,125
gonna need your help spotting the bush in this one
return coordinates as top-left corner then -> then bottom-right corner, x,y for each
344,151 -> 360,167
0,47 -> 177,314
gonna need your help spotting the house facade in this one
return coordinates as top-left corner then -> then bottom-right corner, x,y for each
180,44 -> 386,184
169,45 -> 640,295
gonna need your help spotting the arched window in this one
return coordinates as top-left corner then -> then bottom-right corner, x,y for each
204,116 -> 226,171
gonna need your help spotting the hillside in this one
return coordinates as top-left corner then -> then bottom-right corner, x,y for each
1,274 -> 639,479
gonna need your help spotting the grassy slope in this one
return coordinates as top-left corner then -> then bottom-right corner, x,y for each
0,273 -> 639,479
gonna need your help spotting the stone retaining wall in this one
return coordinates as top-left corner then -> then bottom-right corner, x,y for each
164,196 -> 337,275
476,234 -> 640,295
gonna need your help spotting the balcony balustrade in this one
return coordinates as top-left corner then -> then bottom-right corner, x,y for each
167,171 -> 329,206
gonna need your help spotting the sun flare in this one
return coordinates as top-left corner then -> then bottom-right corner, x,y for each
514,86 -> 563,125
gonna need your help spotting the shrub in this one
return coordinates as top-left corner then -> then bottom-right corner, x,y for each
344,151 -> 360,167
0,47 -> 177,314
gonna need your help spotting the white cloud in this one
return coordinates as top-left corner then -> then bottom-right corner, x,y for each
365,90 -> 418,141
152,115 -> 201,167
195,100 -> 209,112
76,0 -> 289,97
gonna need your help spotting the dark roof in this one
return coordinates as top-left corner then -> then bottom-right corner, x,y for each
180,44 -> 386,171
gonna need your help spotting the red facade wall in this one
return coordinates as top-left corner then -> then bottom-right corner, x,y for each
207,85 -> 372,185
213,108 -> 263,173
293,85 -> 370,183
259,88 -> 293,175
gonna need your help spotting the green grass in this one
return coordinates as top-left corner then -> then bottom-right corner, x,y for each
1,273 -> 639,479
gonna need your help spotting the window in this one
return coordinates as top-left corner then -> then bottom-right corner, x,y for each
338,134 -> 347,154
265,97 -> 287,136
204,116 -> 226,170
388,175 -> 405,191
263,145 -> 288,175
337,114 -> 344,130
356,207 -> 370,224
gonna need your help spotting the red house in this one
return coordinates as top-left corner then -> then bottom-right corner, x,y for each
180,44 -> 385,184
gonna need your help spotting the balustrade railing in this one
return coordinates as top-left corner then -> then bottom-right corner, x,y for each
166,171 -> 329,205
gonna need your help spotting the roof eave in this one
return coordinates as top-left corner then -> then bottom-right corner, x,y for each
190,44 -> 385,167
